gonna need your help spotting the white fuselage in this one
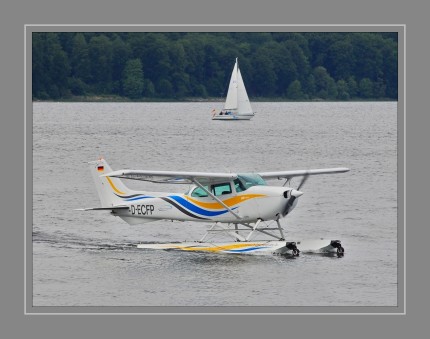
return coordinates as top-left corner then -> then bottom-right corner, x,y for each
113,185 -> 296,225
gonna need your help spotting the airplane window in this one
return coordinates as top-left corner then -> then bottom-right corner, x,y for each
212,183 -> 232,196
191,186 -> 209,197
234,179 -> 245,193
237,174 -> 267,189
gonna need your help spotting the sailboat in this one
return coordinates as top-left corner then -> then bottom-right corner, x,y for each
212,58 -> 255,120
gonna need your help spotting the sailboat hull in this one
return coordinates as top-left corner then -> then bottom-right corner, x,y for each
212,113 -> 254,121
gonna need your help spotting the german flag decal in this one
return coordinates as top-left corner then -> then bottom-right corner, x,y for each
97,166 -> 104,172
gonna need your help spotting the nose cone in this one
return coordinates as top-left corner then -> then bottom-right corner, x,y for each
291,189 -> 304,198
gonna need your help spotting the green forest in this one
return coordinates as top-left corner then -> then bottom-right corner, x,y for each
32,32 -> 398,101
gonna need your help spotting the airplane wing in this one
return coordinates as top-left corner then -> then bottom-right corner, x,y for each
258,167 -> 350,180
101,170 -> 238,185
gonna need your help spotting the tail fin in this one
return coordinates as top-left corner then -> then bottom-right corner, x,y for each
89,158 -> 133,207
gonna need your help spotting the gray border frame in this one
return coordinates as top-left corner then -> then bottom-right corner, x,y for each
26,25 -> 404,314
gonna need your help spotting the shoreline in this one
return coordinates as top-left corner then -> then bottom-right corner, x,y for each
32,95 -> 398,103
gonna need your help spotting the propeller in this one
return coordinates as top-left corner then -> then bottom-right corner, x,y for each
297,172 -> 309,191
282,173 -> 309,217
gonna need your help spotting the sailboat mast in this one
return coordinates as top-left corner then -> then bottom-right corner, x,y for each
235,57 -> 239,81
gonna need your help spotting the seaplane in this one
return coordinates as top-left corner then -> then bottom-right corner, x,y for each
78,158 -> 349,256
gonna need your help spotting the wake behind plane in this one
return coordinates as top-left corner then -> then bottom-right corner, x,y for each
78,159 -> 349,256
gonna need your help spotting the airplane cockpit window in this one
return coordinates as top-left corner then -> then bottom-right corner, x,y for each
234,178 -> 246,193
212,182 -> 232,196
237,174 -> 267,189
190,186 -> 209,197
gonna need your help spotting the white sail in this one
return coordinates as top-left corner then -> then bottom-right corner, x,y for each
223,59 -> 238,110
237,67 -> 253,114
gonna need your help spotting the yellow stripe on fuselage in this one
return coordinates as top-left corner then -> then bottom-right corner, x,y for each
106,176 -> 126,195
173,243 -> 263,252
186,194 -> 266,210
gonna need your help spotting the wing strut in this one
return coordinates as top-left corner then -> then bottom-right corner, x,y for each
192,179 -> 242,220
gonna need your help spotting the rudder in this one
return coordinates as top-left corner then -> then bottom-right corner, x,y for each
89,158 -> 133,207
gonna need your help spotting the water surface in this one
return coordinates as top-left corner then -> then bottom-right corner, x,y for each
32,101 -> 397,307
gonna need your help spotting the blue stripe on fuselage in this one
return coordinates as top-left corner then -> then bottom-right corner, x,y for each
167,195 -> 235,217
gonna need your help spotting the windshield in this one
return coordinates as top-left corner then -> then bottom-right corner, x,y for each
237,173 -> 266,190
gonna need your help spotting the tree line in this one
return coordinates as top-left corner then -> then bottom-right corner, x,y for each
32,32 -> 398,101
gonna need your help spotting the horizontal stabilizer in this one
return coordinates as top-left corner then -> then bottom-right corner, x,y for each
75,206 -> 129,211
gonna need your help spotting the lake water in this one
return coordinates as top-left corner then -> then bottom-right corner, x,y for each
32,101 -> 398,308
